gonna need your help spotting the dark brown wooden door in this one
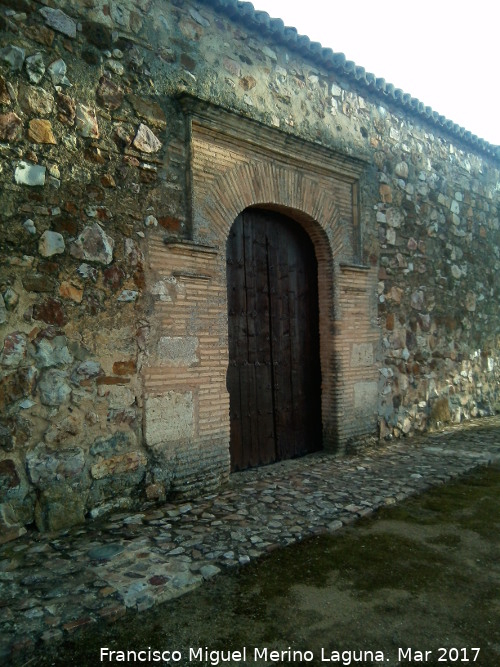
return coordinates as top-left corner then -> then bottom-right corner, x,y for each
227,208 -> 322,471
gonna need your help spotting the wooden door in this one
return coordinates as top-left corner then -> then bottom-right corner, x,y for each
226,208 -> 322,471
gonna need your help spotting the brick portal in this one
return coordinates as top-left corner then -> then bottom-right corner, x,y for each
142,99 -> 381,491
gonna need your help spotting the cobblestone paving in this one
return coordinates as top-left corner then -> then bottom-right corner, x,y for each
1,416 -> 500,663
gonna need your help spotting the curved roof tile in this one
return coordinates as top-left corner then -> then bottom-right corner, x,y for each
201,0 -> 499,160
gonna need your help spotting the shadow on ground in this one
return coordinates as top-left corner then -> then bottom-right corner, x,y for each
25,464 -> 500,667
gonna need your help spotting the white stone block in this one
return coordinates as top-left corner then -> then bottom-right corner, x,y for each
351,343 -> 374,367
15,161 -> 46,186
157,337 -> 199,366
39,230 -> 65,257
145,392 -> 194,448
354,381 -> 378,411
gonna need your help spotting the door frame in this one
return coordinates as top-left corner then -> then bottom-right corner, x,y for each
145,98 -> 380,499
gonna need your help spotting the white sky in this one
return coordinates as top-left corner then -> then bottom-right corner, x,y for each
250,0 -> 500,146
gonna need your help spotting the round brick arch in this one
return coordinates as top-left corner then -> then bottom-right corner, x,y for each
199,160 -> 347,259
198,160 -> 348,450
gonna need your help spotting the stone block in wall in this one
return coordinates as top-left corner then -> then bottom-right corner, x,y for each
39,7 -> 77,39
96,76 -> 124,111
0,366 -> 37,412
354,381 -> 378,413
87,467 -> 146,508
34,484 -> 86,532
0,111 -> 22,141
0,458 -> 21,499
90,452 -> 146,480
0,331 -> 28,367
0,424 -> 14,451
144,392 -> 195,449
350,343 -> 374,367
26,446 -> 86,489
86,444 -> 146,512
38,369 -> 71,406
157,336 -> 199,366
88,497 -> 134,520
71,360 -> 103,384
98,385 -> 136,409
44,412 -> 85,447
0,295 -> 6,325
127,94 -> 167,129
32,298 -> 68,326
0,503 -> 27,544
14,161 -> 46,186
33,336 -> 73,368
133,123 -> 162,153
17,83 -> 54,116
90,431 -> 138,458
70,223 -> 114,265
0,455 -> 35,531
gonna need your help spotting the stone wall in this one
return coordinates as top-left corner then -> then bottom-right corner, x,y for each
1,0 -> 499,540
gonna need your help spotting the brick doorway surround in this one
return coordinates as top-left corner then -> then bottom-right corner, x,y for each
142,97 -> 381,493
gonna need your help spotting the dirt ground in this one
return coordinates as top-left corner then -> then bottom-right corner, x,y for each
30,464 -> 500,667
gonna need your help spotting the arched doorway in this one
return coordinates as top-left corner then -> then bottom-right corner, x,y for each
226,207 -> 322,471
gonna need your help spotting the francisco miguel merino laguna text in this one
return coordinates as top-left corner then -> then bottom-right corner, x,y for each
100,646 -> 388,664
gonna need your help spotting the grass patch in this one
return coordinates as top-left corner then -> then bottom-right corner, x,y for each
425,532 -> 462,547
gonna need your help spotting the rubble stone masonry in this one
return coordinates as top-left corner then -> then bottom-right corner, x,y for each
0,0 -> 498,540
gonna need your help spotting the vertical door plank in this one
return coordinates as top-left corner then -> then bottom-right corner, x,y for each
246,211 -> 275,465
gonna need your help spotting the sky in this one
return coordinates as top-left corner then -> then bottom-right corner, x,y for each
250,0 -> 500,146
